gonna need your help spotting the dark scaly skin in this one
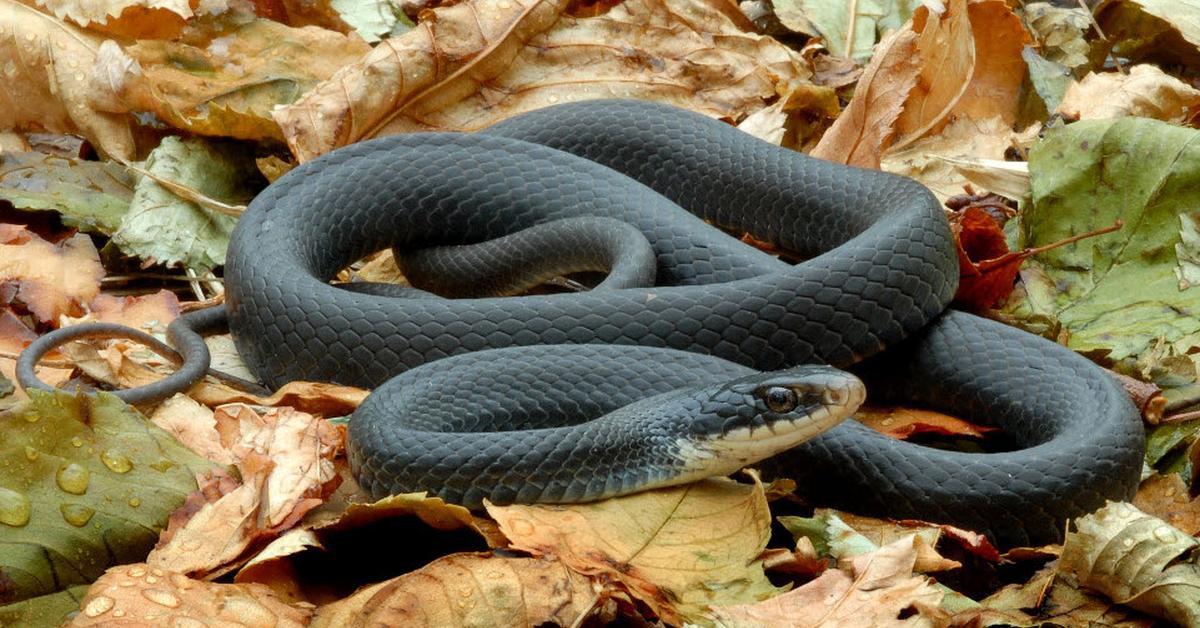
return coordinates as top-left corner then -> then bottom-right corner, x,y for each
19,100 -> 1144,547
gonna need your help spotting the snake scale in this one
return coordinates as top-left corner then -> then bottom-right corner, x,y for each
20,99 -> 1145,547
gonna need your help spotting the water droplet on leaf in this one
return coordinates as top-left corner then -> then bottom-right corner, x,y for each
56,463 -> 90,494
60,503 -> 95,527
0,487 -> 32,527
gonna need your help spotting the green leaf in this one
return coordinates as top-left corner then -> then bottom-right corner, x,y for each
111,137 -> 258,273
771,0 -> 918,62
0,585 -> 88,627
0,391 -> 220,604
1018,118 -> 1200,373
1021,46 -> 1072,113
0,153 -> 134,234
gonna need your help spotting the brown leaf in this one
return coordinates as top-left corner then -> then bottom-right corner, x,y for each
23,0 -> 194,39
810,28 -> 920,167
69,563 -> 314,626
147,405 -> 342,577
0,0 -> 135,159
310,553 -> 598,627
858,405 -> 998,440
1133,474 -> 1200,536
149,394 -> 235,465
84,291 -> 181,330
92,18 -> 370,141
947,0 -> 1030,125
1058,64 -> 1200,124
890,0 -> 975,147
274,0 -> 817,160
0,309 -> 72,400
709,535 -> 947,627
488,478 -> 782,625
1060,501 -> 1200,626
0,224 -> 103,324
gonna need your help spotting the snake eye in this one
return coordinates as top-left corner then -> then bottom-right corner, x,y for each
763,387 -> 798,413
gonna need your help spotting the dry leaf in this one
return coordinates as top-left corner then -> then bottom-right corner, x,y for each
488,478 -> 782,625
27,0 -> 200,39
1060,501 -> 1200,626
709,535 -> 947,627
1133,474 -> 1200,536
0,309 -> 72,400
149,394 -> 234,465
0,0 -> 135,159
1058,64 -> 1200,124
810,28 -> 920,167
69,563 -> 313,626
234,528 -> 324,599
858,405 -> 998,440
311,553 -> 598,627
947,0 -> 1029,125
0,224 -> 103,324
83,291 -> 180,330
148,405 -> 342,576
890,0 -> 975,147
275,0 -> 816,160
881,116 -> 1030,201
93,19 -> 370,141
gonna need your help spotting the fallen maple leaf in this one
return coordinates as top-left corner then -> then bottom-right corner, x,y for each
1132,474 -> 1200,536
275,0 -> 819,160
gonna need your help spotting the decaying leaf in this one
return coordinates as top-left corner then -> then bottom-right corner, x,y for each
0,391 -> 218,603
1017,118 -> 1200,372
488,477 -> 783,625
1058,64 -> 1200,124
1096,0 -> 1200,66
93,19 -> 371,141
0,151 -> 134,234
771,0 -> 919,62
778,509 -> 970,574
954,566 -> 1157,627
1019,2 -> 1093,71
0,224 -> 103,324
0,0 -> 135,159
709,535 -> 947,627
147,404 -> 342,577
275,0 -> 817,160
1059,501 -> 1200,626
69,563 -> 314,626
881,116 -> 1031,201
311,553 -> 598,627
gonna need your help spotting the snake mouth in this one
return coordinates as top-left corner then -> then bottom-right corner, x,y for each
673,371 -> 866,478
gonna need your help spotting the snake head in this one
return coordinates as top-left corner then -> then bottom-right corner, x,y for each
672,366 -> 865,479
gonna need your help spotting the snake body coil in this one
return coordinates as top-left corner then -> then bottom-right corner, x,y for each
19,100 -> 1144,547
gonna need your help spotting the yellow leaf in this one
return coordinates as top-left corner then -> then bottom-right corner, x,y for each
0,0 -> 135,159
0,224 -> 103,324
275,0 -> 817,160
487,477 -> 782,625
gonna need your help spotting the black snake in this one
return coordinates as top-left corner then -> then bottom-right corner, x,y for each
19,99 -> 1145,547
